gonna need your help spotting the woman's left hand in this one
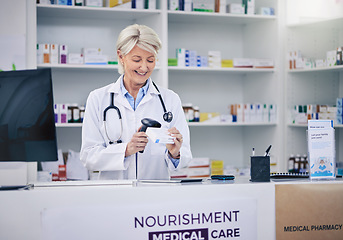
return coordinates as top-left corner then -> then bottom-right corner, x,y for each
166,127 -> 183,158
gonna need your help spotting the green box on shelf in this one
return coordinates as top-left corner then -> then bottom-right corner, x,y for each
168,58 -> 178,66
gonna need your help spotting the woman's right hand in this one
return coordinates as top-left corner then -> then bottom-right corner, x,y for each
125,130 -> 148,157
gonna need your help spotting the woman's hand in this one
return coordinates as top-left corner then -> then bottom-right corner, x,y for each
125,130 -> 148,157
166,127 -> 183,159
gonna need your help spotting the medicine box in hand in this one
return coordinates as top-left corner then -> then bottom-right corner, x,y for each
146,128 -> 175,144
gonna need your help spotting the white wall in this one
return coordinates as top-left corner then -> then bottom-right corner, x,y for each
287,0 -> 343,24
0,0 -> 37,184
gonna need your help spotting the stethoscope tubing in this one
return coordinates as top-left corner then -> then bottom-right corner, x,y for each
103,81 -> 172,144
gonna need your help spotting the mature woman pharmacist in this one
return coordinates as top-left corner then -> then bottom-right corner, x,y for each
80,24 -> 192,180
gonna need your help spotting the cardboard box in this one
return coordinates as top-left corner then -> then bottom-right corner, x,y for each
59,45 -> 68,64
50,44 -> 59,64
259,7 -> 274,15
227,3 -> 244,14
84,55 -> 108,65
233,58 -> 253,68
193,0 -> 215,12
37,44 -> 44,64
85,0 -> 102,7
82,47 -> 102,55
170,168 -> 188,179
221,59 -> 233,68
43,44 -> 50,64
169,0 -> 178,10
326,50 -> 337,67
211,160 -> 224,176
208,51 -> 221,68
68,53 -> 84,64
253,58 -> 274,68
188,167 -> 210,178
176,48 -> 186,67
276,184 -> 343,240
188,158 -> 210,168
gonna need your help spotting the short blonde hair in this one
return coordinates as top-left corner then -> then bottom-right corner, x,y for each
116,24 -> 162,74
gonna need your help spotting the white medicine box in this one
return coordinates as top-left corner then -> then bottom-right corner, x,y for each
85,0 -> 103,7
227,4 -> 245,14
50,44 -> 59,64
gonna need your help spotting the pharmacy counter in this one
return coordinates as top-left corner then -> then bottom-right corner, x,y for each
0,178 -> 275,240
1,178 -> 342,240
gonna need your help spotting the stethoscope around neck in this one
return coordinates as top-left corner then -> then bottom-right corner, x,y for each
103,81 -> 173,145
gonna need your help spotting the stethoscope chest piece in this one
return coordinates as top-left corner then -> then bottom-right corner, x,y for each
163,111 -> 173,123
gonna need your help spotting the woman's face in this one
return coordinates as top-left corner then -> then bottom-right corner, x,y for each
119,45 -> 156,88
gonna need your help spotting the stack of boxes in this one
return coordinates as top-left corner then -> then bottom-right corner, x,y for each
184,50 -> 198,67
292,104 -> 340,124
37,44 -> 116,65
289,47 -> 343,70
170,158 -> 224,179
187,158 -> 211,178
173,48 -> 274,69
37,43 -> 67,64
38,0 -> 155,9
168,0 -> 274,15
83,48 -> 108,65
208,51 -> 221,68
37,43 -> 68,64
229,103 -> 277,123
170,158 -> 210,179
175,48 -> 208,68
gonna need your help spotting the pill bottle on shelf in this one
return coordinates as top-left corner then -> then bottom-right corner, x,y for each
193,106 -> 200,122
79,106 -> 85,123
182,103 -> 194,122
68,104 -> 79,123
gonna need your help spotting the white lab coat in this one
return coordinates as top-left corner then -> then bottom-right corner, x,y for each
80,76 -> 192,180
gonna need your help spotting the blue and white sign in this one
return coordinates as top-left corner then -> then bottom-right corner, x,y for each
308,120 -> 336,179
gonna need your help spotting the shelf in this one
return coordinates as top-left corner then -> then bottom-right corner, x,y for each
168,66 -> 275,73
38,63 -> 118,70
33,1 -> 283,167
288,65 -> 343,73
188,122 -> 277,127
287,16 -> 343,29
56,123 -> 82,128
288,123 -> 343,128
38,64 -> 161,71
37,4 -> 161,20
168,10 -> 276,25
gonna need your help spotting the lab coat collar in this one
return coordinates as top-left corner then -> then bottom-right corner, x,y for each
107,75 -> 159,95
138,77 -> 159,106
106,75 -> 131,110
106,75 -> 159,109
107,75 -> 123,94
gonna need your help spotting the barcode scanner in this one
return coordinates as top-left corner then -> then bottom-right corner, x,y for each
139,118 -> 161,153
